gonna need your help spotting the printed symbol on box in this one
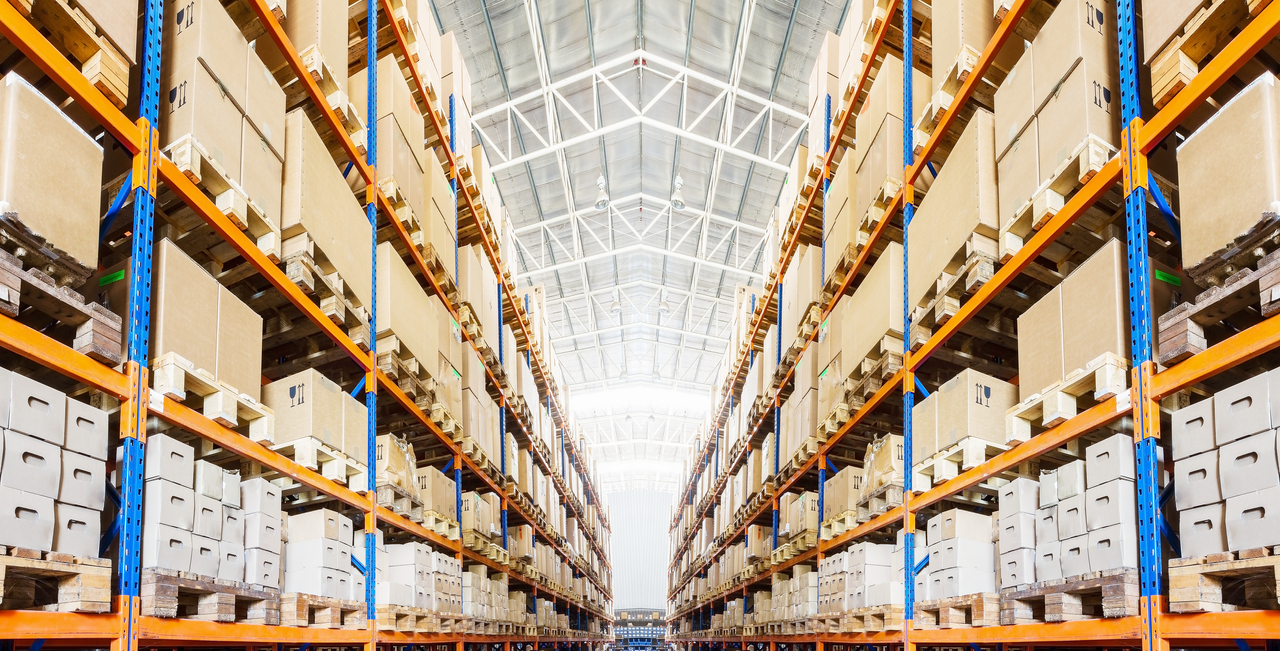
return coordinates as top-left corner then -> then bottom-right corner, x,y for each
975,383 -> 992,407
1085,1 -> 1104,30
288,382 -> 306,407
168,81 -> 187,112
175,2 -> 194,30
1093,81 -> 1112,112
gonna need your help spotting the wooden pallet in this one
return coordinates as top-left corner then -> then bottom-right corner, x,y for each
1169,546 -> 1280,612
430,401 -> 462,440
907,244 -> 1000,351
843,604 -> 904,632
999,135 -> 1115,262
281,231 -> 372,351
1148,0 -> 1273,109
913,436 -> 1009,487
857,481 -> 904,523
820,511 -> 859,541
163,134 -> 280,261
846,333 -> 905,410
375,604 -> 432,632
999,567 -> 1139,625
1006,352 -> 1129,444
0,243 -> 121,365
6,0 -> 130,106
376,332 -> 436,410
279,45 -> 367,154
422,510 -> 461,540
271,436 -> 364,486
281,592 -> 366,628
375,481 -> 423,522
151,351 -> 274,443
0,547 -> 111,612
140,567 -> 281,624
914,593 -> 1000,629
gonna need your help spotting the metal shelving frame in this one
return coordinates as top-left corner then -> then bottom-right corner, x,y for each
0,0 -> 612,644
667,1 -> 1280,650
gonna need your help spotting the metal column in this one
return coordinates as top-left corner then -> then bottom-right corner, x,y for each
901,0 -> 917,642
115,0 -> 162,645
1117,2 -> 1164,651
362,0 -> 378,639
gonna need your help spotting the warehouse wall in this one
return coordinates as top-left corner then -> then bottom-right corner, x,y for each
609,488 -> 673,609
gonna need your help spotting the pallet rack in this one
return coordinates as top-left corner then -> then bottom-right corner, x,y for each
667,0 -> 1280,650
0,0 -> 612,644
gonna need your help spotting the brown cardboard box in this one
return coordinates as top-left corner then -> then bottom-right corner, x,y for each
439,31 -> 473,113
854,55 -> 930,170
78,0 -> 139,65
907,109 -> 998,310
161,58 -> 243,179
376,241 -> 434,365
932,0 -> 1023,98
241,119 -> 283,230
341,388 -> 367,465
994,44 -> 1035,158
1035,59 -> 1120,179
368,116 -> 425,226
1059,238 -> 1127,374
1177,72 -> 1280,271
1030,0 -> 1116,109
349,55 -> 426,168
1016,284 -> 1062,401
912,390 -> 937,465
216,284 -> 262,400
996,120 -> 1039,230
163,0 -> 247,110
245,45 -> 285,159
935,369 -> 1017,448
1142,0 -> 1204,65
152,238 -> 220,374
282,109 -> 372,308
848,241 -> 903,366
824,154 -> 856,269
263,369 -> 343,447
855,114 -> 908,225
281,0 -> 348,96
0,73 -> 103,269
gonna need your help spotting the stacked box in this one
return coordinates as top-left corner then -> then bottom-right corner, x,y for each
807,32 -> 841,157
240,476 -> 282,588
415,465 -> 459,521
848,542 -> 896,608
376,433 -> 416,493
912,369 -> 1015,481
264,369 -> 369,468
853,55 -> 931,226
1173,374 -> 1280,556
349,55 -> 426,225
997,477 -> 1040,588
859,433 -> 904,497
0,374 -> 109,556
925,509 -> 995,599
441,31 -> 474,158
284,508 -> 355,599
822,466 -> 862,521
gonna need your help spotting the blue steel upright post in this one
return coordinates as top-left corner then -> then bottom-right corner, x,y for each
901,0 -> 917,638
363,0 -> 378,636
117,0 -> 162,644
1116,2 -> 1162,651
499,284 -> 508,550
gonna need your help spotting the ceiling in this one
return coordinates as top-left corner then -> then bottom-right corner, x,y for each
429,0 -> 853,493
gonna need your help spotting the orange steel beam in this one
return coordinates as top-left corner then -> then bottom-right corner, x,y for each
135,617 -> 373,643
0,610 -> 117,639
0,314 -> 131,397
1152,311 -> 1280,399
911,618 -> 1143,644
1163,611 -> 1280,640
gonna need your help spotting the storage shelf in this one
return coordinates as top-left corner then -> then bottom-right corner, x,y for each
669,0 -> 1280,645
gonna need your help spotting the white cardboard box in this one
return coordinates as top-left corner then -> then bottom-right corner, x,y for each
1225,485 -> 1280,551
999,477 -> 1040,517
52,501 -> 97,557
1085,433 -> 1136,487
1087,523 -> 1137,571
1085,478 -> 1137,531
1217,430 -> 1280,499
1036,505 -> 1058,543
3,429 -> 61,498
194,460 -> 224,500
245,547 -> 280,588
59,448 -> 105,509
1172,398 -> 1215,461
1036,540 -> 1063,582
1057,493 -> 1087,539
10,374 -> 65,445
285,537 -> 351,570
926,509 -> 991,545
144,433 -> 194,488
1215,374 -> 1272,445
244,511 -> 281,553
999,512 -> 1037,552
240,477 -> 281,514
1175,448 -> 1222,509
143,478 -> 195,530
289,508 -> 353,545
1000,547 -> 1036,587
220,541 -> 245,581
193,493 -> 222,539
222,505 -> 244,543
64,399 -> 108,461
0,486 -> 55,551
190,534 -> 221,577
143,522 -> 192,572
1056,459 -> 1086,500
1180,501 -> 1227,558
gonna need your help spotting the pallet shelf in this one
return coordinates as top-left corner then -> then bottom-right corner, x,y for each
669,0 -> 1280,646
0,0 -> 611,636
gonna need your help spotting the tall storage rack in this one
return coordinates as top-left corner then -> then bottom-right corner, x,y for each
667,0 -> 1280,649
0,0 -> 612,644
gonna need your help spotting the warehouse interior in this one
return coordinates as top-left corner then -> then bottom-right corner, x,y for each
0,0 -> 1279,648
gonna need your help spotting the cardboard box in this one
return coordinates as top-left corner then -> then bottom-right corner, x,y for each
193,493 -> 222,539
194,460 -> 223,500
1175,449 -> 1221,510
930,566 -> 996,599
290,508 -> 353,545
1040,468 -> 1059,506
1215,374 -> 1273,446
999,512 -> 1037,552
994,46 -> 1035,157
938,369 -> 1017,452
1030,0 -> 1116,109
1226,485 -> 1280,550
190,534 -> 220,577
341,389 -> 367,466
928,538 -> 995,570
220,541 -> 245,581
143,522 -> 192,571
50,501 -> 97,558
10,374 -> 66,446
1085,479 -> 1136,530
240,119 -> 283,231
1035,540 -> 1062,582
150,239 -> 221,385
275,0 -> 347,97
908,109 -> 999,311
144,478 -> 195,530
931,0 -> 1015,100
1059,533 -> 1091,576
0,72 -> 104,269
241,477 -> 282,514
1088,523 -> 1137,571
1017,284 -> 1063,402
999,477 -> 1040,518
64,399 -> 107,462
1036,505 -> 1058,543
1086,433 -> 1136,487
1,430 -> 59,499
222,470 -> 240,508
58,448 -> 104,511
377,241 -> 435,371
1000,547 -> 1036,587
282,109 -> 373,309
854,55 -> 930,171
995,119 -> 1040,231
1057,459 -> 1086,500
1218,430 -> 1280,499
848,241 -> 904,366
264,369 -> 343,448
1057,493 -> 1087,539
160,30 -> 245,179
927,509 -> 991,545
1142,0 -> 1205,65
244,510 -> 281,553
1059,238 -> 1127,379
1181,501 -> 1228,557
245,44 -> 285,158
912,389 -> 938,466
245,547 -> 280,588
222,505 -> 244,544
1177,73 -> 1280,273
349,55 -> 425,168
1172,398 -> 1215,461
285,538 -> 351,570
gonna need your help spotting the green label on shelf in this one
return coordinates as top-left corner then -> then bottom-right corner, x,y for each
1155,270 -> 1181,286
99,270 -> 127,286
453,368 -> 461,378
819,367 -> 828,379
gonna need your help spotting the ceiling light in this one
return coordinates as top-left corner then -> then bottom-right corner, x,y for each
671,175 -> 686,211
658,289 -> 671,315
594,175 -> 610,211
609,288 -> 622,315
